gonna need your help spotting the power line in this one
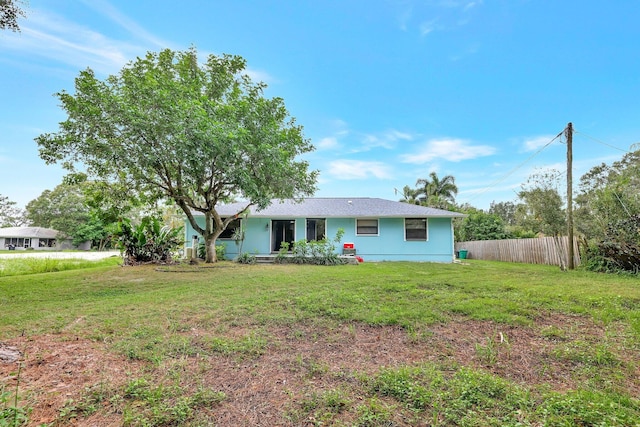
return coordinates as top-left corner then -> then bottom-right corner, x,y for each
463,130 -> 564,204
574,129 -> 631,153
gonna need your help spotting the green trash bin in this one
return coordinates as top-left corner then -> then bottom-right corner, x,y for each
458,249 -> 468,259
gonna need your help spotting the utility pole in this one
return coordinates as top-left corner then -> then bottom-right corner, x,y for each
565,122 -> 575,270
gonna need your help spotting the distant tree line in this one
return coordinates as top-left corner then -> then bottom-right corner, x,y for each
400,149 -> 640,273
0,176 -> 149,251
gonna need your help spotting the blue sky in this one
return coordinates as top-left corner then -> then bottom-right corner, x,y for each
1,1 -> 638,210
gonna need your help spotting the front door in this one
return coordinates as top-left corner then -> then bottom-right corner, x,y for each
272,220 -> 295,252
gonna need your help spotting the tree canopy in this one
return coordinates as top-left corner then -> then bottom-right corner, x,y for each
515,170 -> 566,237
36,48 -> 317,262
397,185 -> 420,205
416,172 -> 458,209
0,194 -> 25,227
23,177 -> 143,250
488,201 -> 518,227
25,182 -> 90,238
575,149 -> 640,241
458,210 -> 509,242
0,0 -> 25,32
575,149 -> 640,272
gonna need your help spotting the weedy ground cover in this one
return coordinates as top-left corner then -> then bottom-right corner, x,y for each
0,255 -> 120,277
0,260 -> 639,425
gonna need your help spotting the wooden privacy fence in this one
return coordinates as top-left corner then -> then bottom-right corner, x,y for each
455,236 -> 581,268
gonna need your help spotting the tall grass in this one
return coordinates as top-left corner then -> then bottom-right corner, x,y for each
0,256 -> 121,277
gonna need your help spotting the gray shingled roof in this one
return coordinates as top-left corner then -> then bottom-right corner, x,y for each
0,227 -> 59,238
202,198 -> 465,218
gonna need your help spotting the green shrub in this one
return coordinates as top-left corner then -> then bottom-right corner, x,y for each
216,244 -> 226,260
583,214 -> 640,274
197,242 -> 226,260
114,216 -> 183,264
236,252 -> 256,264
277,228 -> 347,266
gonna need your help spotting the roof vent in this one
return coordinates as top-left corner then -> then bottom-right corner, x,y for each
348,200 -> 352,205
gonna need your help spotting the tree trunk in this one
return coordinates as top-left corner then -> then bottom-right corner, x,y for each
204,234 -> 217,263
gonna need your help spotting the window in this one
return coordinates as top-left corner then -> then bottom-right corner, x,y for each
219,218 -> 241,239
306,218 -> 326,241
5,237 -> 31,248
356,219 -> 378,236
405,218 -> 428,241
39,239 -> 56,248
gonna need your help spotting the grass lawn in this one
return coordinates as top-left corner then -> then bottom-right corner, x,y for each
1,259 -> 639,426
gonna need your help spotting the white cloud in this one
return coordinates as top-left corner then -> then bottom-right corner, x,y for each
0,8 -> 154,75
327,160 -> 393,180
397,6 -> 413,31
463,1 -> 483,12
385,129 -> 414,142
316,125 -> 412,154
80,0 -> 168,48
400,138 -> 496,163
522,135 -> 558,152
410,0 -> 484,36
448,42 -> 480,61
437,0 -> 482,9
419,19 -> 439,36
244,68 -> 275,84
360,129 -> 414,150
317,137 -> 339,150
0,3 -> 277,85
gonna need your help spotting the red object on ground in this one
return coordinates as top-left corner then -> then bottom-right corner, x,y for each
355,256 -> 364,263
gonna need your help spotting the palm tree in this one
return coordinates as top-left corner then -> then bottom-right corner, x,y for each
398,185 -> 421,205
416,172 -> 458,208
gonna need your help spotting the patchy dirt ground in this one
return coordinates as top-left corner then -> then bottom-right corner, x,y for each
1,314 -> 638,426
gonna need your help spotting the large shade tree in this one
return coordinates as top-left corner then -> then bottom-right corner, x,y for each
515,170 -> 566,236
0,194 -> 26,227
575,150 -> 640,272
26,176 -> 140,250
25,183 -> 90,237
575,149 -> 640,241
36,48 -> 317,262
457,210 -> 510,242
488,201 -> 518,227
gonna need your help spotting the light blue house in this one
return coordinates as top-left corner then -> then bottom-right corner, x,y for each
185,198 -> 465,262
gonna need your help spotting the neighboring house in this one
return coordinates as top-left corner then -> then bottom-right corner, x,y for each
185,198 -> 465,262
0,227 -> 91,251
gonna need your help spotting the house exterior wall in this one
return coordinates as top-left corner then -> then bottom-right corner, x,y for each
185,215 -> 455,262
1,237 -> 46,250
327,217 -> 454,262
0,237 -> 90,250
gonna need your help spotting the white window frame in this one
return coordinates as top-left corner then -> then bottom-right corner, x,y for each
356,218 -> 379,236
306,218 -> 326,241
404,218 -> 428,241
39,238 -> 56,248
7,237 -> 31,248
